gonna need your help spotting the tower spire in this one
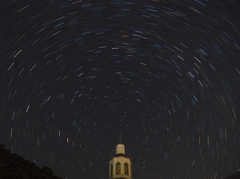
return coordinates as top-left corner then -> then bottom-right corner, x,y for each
120,131 -> 122,142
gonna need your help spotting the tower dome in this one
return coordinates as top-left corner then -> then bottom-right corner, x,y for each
116,143 -> 125,155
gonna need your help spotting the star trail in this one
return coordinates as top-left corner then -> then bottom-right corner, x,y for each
0,0 -> 240,178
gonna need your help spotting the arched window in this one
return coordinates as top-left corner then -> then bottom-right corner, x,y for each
116,162 -> 121,174
110,164 -> 113,176
124,163 -> 129,175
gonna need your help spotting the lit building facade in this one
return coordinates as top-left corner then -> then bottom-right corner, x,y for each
109,143 -> 132,179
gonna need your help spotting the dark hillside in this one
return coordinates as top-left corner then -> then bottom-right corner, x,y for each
225,171 -> 240,179
0,144 -> 62,179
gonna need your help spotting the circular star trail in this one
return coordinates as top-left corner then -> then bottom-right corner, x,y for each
1,0 -> 240,178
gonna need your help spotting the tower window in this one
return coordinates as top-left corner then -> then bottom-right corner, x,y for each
116,162 -> 121,174
124,163 -> 129,175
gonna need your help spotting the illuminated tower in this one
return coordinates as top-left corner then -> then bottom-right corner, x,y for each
109,142 -> 132,179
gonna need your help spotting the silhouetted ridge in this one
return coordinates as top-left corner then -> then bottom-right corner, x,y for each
225,171 -> 240,179
0,144 -> 62,178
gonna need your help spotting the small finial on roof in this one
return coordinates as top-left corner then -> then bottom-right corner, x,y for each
120,131 -> 121,142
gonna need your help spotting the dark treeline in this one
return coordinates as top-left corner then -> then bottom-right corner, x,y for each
0,144 -> 62,179
225,171 -> 240,179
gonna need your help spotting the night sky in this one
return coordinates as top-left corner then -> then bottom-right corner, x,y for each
1,0 -> 240,178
